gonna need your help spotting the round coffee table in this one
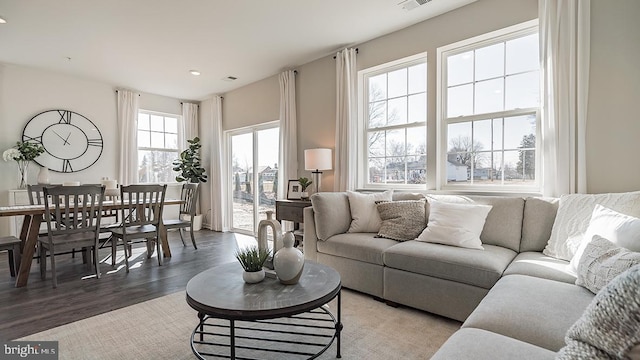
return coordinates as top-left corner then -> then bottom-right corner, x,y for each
186,260 -> 342,359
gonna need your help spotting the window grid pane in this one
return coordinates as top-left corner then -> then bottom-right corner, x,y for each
444,26 -> 539,188
137,111 -> 182,183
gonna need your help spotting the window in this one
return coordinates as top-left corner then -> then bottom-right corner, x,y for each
137,110 -> 181,183
359,53 -> 427,189
438,20 -> 540,191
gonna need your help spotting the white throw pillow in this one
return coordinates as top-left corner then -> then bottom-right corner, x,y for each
570,205 -> 640,273
416,201 -> 492,250
347,190 -> 393,233
543,191 -> 640,261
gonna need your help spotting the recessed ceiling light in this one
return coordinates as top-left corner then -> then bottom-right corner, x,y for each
0,17 -> 6,24
190,70 -> 201,76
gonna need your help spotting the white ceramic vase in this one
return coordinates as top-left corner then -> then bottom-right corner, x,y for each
37,166 -> 50,184
274,231 -> 304,285
242,269 -> 265,284
257,210 -> 282,269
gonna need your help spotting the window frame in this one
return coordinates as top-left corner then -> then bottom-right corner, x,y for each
136,109 -> 182,184
436,19 -> 541,193
357,51 -> 428,190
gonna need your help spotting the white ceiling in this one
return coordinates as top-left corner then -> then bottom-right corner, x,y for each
0,0 -> 475,100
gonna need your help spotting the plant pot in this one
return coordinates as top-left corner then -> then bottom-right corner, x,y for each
242,269 -> 265,284
300,191 -> 309,200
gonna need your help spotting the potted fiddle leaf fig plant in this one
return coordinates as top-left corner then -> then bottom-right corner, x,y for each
173,137 -> 207,231
298,177 -> 312,200
235,246 -> 271,283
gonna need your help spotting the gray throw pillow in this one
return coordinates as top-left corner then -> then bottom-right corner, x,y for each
575,235 -> 640,294
375,200 -> 426,242
557,265 -> 640,360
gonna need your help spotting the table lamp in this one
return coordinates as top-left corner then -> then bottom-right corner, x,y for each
304,148 -> 332,194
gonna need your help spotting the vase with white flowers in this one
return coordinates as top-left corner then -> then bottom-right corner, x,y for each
3,141 -> 45,189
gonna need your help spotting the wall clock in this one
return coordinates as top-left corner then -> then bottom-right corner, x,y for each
22,110 -> 104,173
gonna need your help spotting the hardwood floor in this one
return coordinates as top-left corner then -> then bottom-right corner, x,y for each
0,230 -> 257,340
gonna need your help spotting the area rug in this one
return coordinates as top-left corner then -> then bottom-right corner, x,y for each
20,289 -> 460,359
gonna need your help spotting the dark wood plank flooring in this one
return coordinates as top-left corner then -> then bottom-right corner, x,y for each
0,230 -> 256,340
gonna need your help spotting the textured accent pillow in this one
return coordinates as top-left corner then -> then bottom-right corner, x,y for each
347,190 -> 393,233
570,205 -> 640,273
543,191 -> 640,261
375,200 -> 427,242
416,201 -> 492,250
557,265 -> 640,360
575,235 -> 640,294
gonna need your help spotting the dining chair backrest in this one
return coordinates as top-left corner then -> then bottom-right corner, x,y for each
179,183 -> 199,218
119,184 -> 167,228
27,184 -> 57,205
43,185 -> 105,236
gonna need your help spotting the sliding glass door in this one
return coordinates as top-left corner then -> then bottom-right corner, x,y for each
228,122 -> 279,235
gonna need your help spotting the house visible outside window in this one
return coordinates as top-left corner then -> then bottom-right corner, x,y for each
358,53 -> 427,189
437,20 -> 540,191
137,110 -> 181,183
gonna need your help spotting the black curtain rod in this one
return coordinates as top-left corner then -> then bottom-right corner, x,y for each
333,48 -> 359,59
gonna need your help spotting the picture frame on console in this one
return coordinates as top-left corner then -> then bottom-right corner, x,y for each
287,180 -> 302,200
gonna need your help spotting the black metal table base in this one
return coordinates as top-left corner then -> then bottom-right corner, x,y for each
191,298 -> 342,360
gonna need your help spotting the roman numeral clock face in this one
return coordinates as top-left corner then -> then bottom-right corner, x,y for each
22,110 -> 103,173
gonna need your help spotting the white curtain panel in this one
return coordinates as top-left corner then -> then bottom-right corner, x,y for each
116,89 -> 140,185
334,48 -> 358,192
277,70 -> 298,199
181,102 -> 199,150
209,96 -> 228,231
540,0 -> 590,197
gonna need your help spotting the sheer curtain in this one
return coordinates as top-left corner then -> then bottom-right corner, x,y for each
540,0 -> 590,197
116,89 -> 140,185
334,48 -> 357,191
277,70 -> 298,199
209,96 -> 227,231
181,102 -> 199,149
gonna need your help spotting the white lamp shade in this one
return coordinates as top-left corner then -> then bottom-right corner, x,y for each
304,148 -> 332,171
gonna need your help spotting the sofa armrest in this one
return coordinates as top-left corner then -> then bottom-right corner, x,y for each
303,206 -> 318,262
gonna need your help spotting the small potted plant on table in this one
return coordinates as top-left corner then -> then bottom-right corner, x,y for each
235,246 -> 271,283
298,177 -> 312,200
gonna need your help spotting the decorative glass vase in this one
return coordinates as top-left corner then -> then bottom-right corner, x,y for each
17,160 -> 29,189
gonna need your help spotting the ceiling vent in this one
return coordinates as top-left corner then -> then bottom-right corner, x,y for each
399,0 -> 431,11
222,76 -> 238,82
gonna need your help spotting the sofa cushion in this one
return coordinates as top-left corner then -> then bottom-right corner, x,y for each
543,191 -> 640,261
431,328 -> 556,360
317,232 -> 398,265
391,192 -> 425,201
521,197 -> 559,252
347,190 -> 393,233
310,192 -> 351,240
383,241 -> 516,289
557,265 -> 640,360
425,195 -> 524,252
463,274 -> 594,351
503,251 -> 576,284
416,201 -> 491,250
570,204 -> 640,272
375,200 -> 426,242
575,235 -> 640,294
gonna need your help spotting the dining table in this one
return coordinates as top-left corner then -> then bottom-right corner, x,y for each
0,198 -> 183,287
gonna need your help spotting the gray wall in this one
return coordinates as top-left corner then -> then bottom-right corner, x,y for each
219,0 -> 640,194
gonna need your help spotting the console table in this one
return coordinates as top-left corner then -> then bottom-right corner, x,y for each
186,261 -> 342,359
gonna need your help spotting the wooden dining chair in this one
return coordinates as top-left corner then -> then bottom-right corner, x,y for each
109,184 -> 167,272
39,185 -> 105,288
163,183 -> 199,249
0,236 -> 21,277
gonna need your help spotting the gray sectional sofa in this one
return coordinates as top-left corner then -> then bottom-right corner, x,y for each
303,192 -> 594,359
